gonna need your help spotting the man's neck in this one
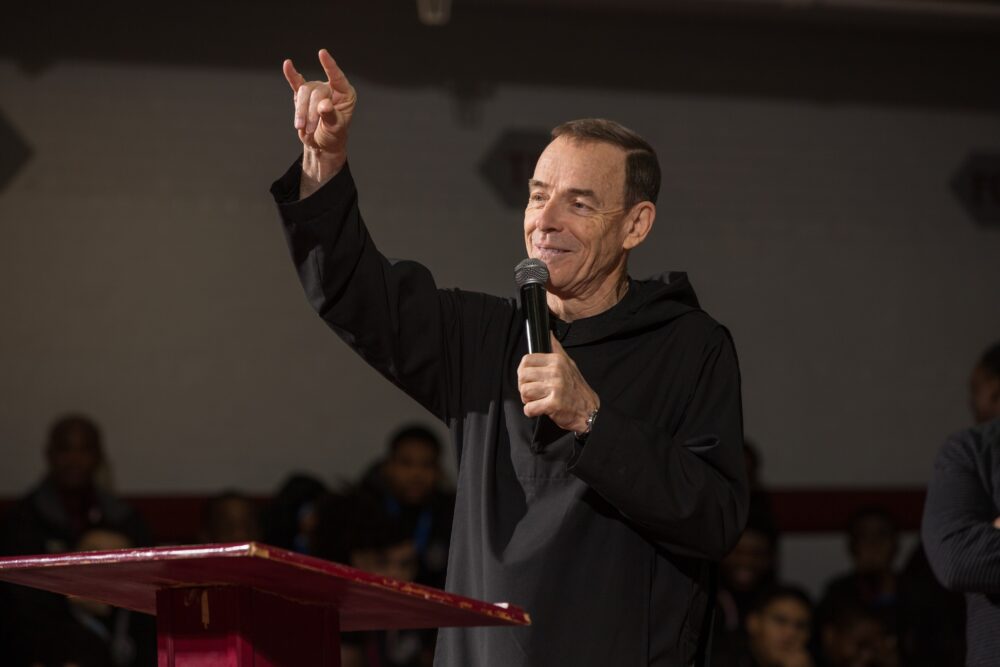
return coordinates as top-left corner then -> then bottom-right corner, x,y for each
548,273 -> 629,323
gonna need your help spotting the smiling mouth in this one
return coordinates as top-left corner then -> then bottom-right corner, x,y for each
534,245 -> 569,260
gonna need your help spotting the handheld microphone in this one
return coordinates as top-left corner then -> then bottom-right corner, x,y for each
514,258 -> 552,354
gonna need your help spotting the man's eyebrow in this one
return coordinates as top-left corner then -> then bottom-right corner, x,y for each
527,180 -> 598,199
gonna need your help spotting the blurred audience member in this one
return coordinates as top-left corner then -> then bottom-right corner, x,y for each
922,340 -> 1000,667
199,490 -> 262,543
744,585 -> 814,667
11,527 -> 156,666
714,584 -> 815,667
357,425 -> 454,588
0,414 -> 149,556
315,493 -> 430,667
261,473 -> 327,553
718,512 -> 780,633
0,415 -> 150,665
818,603 -> 898,667
817,508 -> 900,633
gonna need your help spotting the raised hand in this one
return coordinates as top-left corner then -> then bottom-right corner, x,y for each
282,49 -> 357,195
517,335 -> 600,435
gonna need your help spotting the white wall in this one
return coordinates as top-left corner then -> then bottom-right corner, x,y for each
1,58 -> 998,496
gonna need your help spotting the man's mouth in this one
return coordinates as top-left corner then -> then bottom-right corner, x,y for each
533,245 -> 569,261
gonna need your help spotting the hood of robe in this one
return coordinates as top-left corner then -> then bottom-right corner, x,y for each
552,271 -> 701,348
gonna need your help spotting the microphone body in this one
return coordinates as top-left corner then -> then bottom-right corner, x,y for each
514,259 -> 552,354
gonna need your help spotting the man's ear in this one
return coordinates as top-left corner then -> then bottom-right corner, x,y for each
622,202 -> 655,251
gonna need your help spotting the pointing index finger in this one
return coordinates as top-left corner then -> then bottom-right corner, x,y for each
283,59 -> 306,93
318,48 -> 352,94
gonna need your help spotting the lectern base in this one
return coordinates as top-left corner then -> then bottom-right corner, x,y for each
156,586 -> 341,666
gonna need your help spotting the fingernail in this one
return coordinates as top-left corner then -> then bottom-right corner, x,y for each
294,116 -> 304,129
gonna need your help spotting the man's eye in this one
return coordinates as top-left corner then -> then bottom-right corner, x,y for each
571,201 -> 592,211
528,193 -> 546,202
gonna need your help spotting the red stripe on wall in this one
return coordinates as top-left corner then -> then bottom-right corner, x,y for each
0,488 -> 927,546
767,488 -> 925,533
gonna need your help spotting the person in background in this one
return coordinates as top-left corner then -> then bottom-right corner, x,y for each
817,603 -> 897,667
357,425 -> 454,589
0,415 -> 149,665
718,513 -> 781,632
817,508 -> 900,634
261,473 -> 327,553
19,527 -> 157,667
922,339 -> 1000,667
314,492 -> 430,667
198,490 -> 262,543
725,585 -> 814,667
0,414 -> 149,556
713,512 -> 781,665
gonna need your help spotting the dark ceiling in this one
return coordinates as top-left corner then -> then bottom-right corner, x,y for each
4,0 -> 1000,111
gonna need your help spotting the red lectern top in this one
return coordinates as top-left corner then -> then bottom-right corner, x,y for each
0,542 -> 529,666
0,542 -> 529,630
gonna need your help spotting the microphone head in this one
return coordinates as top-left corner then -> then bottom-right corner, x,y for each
514,258 -> 549,289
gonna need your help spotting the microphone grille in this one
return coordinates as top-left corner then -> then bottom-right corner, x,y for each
514,258 -> 550,288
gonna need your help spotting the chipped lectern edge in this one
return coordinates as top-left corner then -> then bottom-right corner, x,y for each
250,544 -> 530,623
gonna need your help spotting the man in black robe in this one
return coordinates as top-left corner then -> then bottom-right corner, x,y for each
272,49 -> 749,666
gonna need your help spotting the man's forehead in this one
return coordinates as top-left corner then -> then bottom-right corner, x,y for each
532,137 -> 626,187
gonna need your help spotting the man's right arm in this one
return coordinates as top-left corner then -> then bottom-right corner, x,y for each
273,51 -> 459,420
273,155 -> 471,422
921,431 -> 1000,594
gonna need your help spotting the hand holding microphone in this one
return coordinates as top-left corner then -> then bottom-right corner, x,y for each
514,259 -> 600,437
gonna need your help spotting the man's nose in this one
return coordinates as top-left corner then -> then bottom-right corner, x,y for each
534,199 -> 562,233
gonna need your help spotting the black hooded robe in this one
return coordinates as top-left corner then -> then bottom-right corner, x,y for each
272,161 -> 749,667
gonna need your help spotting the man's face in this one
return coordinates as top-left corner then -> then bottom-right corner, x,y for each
969,365 -> 1000,424
46,426 -> 102,491
524,137 -> 634,299
747,597 -> 811,666
384,439 -> 440,506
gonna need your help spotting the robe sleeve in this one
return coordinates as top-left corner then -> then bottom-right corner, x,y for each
271,159 -> 470,423
922,432 -> 1000,594
567,324 -> 749,560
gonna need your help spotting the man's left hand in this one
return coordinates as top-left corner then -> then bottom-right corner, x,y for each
518,335 -> 600,435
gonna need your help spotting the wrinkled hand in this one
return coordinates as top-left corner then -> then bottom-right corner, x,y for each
517,335 -> 599,434
282,49 -> 357,193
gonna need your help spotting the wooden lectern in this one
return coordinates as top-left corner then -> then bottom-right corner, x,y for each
0,542 -> 530,666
